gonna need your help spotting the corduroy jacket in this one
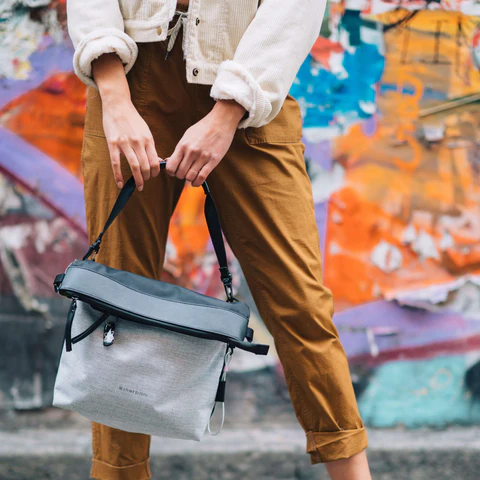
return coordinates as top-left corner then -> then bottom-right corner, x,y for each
67,0 -> 327,128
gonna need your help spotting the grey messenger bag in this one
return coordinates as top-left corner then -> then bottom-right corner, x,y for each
52,161 -> 269,440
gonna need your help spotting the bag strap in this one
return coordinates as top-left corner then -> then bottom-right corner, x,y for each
82,161 -> 235,301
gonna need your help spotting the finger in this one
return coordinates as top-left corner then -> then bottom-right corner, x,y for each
122,145 -> 144,191
191,162 -> 214,188
176,146 -> 200,180
107,143 -> 124,189
131,140 -> 151,183
146,138 -> 161,178
185,153 -> 209,185
165,143 -> 185,177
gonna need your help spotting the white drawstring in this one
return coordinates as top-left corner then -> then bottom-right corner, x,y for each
207,402 -> 225,436
207,349 -> 232,436
165,10 -> 188,59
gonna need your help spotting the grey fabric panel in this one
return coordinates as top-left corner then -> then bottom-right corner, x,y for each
72,259 -> 249,318
60,262 -> 249,341
53,300 -> 227,440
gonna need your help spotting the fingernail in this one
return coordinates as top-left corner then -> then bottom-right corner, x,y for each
117,181 -> 123,189
138,186 -> 143,192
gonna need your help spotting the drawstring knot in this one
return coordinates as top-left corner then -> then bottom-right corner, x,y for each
165,10 -> 188,60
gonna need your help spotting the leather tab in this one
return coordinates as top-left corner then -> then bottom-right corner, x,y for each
215,380 -> 226,402
53,273 -> 65,292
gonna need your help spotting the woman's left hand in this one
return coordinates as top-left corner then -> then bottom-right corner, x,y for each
165,100 -> 246,187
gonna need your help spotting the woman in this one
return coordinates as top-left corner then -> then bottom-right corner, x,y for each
67,1 -> 372,479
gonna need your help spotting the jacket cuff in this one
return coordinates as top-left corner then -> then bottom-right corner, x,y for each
210,60 -> 272,129
73,28 -> 138,89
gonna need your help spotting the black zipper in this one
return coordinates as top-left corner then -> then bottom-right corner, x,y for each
64,296 -> 78,352
58,289 -> 269,355
60,288 -> 242,348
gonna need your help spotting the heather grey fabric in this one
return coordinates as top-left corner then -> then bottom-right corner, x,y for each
53,300 -> 227,440
59,260 -> 249,341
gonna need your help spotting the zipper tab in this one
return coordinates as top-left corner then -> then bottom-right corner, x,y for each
103,319 -> 117,347
64,297 -> 78,352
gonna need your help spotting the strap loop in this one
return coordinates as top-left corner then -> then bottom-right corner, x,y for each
207,402 -> 225,436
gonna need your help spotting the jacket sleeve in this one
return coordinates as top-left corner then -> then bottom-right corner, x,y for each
210,0 -> 327,129
66,0 -> 138,89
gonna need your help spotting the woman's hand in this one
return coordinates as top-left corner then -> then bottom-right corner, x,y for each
165,100 -> 246,187
93,53 -> 160,191
102,96 -> 160,191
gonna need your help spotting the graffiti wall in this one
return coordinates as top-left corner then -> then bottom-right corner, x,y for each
2,0 -> 480,427
290,0 -> 480,427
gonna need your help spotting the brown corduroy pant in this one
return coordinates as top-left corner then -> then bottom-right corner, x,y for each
81,27 -> 368,480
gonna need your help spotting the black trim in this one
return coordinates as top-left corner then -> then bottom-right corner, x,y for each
64,297 -> 77,352
72,312 -> 110,345
53,273 -> 65,292
61,291 -> 269,355
66,260 -> 249,320
215,378 -> 227,402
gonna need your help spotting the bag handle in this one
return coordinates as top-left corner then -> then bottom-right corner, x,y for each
82,161 -> 235,302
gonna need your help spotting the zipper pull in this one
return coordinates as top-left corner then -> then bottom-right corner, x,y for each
103,319 -> 117,347
64,297 -> 78,352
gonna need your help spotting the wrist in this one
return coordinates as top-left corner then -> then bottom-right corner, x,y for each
211,100 -> 247,128
99,84 -> 131,108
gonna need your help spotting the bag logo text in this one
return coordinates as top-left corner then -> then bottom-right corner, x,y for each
118,385 -> 148,397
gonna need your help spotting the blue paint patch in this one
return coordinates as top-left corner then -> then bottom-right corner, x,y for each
358,355 -> 480,428
291,42 -> 385,131
379,83 -> 447,101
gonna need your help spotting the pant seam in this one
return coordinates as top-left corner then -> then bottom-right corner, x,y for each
136,42 -> 156,114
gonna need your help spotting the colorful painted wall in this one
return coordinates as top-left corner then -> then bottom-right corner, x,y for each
2,0 -> 480,427
291,0 -> 480,427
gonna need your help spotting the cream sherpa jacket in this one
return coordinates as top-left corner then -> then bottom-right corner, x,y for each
67,0 -> 327,128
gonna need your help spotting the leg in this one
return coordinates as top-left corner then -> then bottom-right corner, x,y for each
325,450 -> 371,480
83,126 -> 184,480
197,90 -> 369,468
81,40 -> 189,480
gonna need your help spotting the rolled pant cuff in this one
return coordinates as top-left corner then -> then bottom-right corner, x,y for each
306,427 -> 368,464
90,458 -> 152,480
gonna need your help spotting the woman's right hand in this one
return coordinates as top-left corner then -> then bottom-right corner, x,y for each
92,52 -> 160,191
102,96 -> 160,191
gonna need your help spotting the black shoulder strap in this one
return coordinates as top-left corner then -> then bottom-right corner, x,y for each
83,161 -> 234,301
202,182 -> 234,300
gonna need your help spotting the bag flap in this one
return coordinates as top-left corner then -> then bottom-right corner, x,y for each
58,260 -> 250,343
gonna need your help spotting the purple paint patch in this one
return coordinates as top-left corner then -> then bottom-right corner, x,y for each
315,201 -> 328,262
0,43 -> 74,109
362,115 -> 377,137
0,126 -> 86,231
335,300 -> 480,359
303,138 -> 332,170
